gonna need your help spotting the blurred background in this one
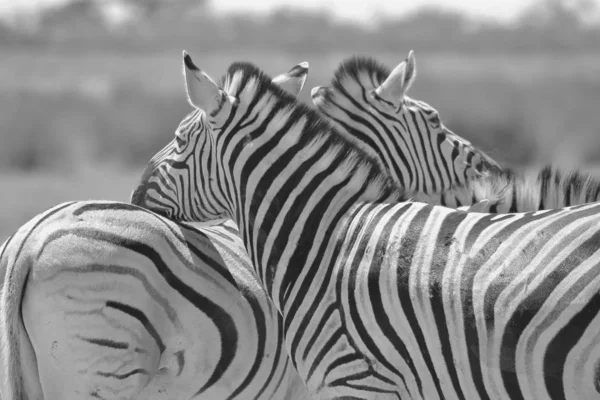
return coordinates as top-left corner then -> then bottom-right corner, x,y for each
1,0 -> 600,240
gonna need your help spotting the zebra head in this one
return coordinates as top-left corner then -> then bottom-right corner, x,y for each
130,54 -> 309,221
311,51 -> 502,195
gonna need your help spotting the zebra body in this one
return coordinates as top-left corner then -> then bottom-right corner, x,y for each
132,53 -> 600,399
0,201 -> 310,400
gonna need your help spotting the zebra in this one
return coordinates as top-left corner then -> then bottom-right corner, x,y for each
0,63 -> 312,400
132,52 -> 600,399
0,202 -> 312,400
310,51 -> 502,197
310,53 -> 600,214
131,54 -> 501,223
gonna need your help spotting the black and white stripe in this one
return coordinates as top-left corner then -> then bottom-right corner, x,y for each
310,55 -> 600,216
2,60 -> 313,400
0,201 -> 309,400
310,53 -> 501,197
132,53 -> 600,399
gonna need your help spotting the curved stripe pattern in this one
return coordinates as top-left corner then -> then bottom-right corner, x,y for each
0,201 -> 309,400
132,53 -> 600,399
310,53 -> 501,196
310,54 -> 600,214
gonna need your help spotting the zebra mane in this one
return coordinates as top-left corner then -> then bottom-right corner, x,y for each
466,170 -> 517,207
468,165 -> 600,210
220,62 -> 302,108
217,61 -> 408,201
331,56 -> 390,91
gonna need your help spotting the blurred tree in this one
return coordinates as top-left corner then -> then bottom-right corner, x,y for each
114,0 -> 208,40
384,7 -> 469,36
514,0 -> 600,51
118,0 -> 206,21
6,0 -> 600,53
378,8 -> 470,51
37,0 -> 109,41
0,21 -> 19,45
518,0 -> 598,29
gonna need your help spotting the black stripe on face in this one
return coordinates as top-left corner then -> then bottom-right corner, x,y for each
371,90 -> 397,110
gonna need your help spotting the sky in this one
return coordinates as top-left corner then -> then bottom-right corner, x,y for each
0,0 -> 573,23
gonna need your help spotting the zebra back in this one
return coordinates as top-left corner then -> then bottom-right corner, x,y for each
0,201 -> 310,400
416,165 -> 600,213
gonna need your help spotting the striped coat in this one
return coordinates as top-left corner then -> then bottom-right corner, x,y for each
310,54 -> 600,214
132,54 -> 600,399
0,201 -> 310,400
0,62 -> 312,400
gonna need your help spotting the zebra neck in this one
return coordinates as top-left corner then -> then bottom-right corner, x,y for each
324,116 -> 417,190
228,146 -> 401,312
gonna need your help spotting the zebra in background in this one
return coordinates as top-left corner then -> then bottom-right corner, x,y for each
0,63 -> 312,400
310,52 -> 600,213
132,52 -> 600,399
310,51 -> 501,197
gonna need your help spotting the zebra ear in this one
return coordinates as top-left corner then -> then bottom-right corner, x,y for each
272,61 -> 309,96
310,85 -> 331,103
375,50 -> 416,103
182,50 -> 223,113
